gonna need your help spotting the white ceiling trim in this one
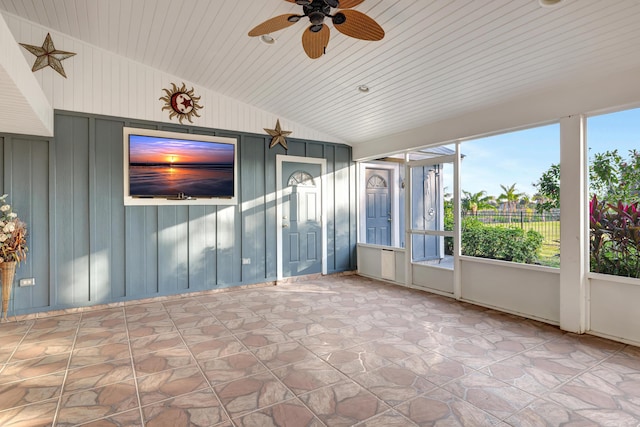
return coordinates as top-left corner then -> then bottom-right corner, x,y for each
353,65 -> 640,161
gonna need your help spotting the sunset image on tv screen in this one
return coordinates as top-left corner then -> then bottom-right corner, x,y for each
128,134 -> 234,198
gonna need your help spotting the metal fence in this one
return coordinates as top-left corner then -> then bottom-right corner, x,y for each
462,209 -> 560,241
463,209 -> 559,224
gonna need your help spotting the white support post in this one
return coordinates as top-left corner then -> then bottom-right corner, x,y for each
453,142 -> 462,299
404,153 -> 412,288
559,115 -> 588,333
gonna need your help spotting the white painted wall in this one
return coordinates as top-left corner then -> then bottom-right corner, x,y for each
357,244 -> 405,285
412,264 -> 454,295
460,257 -> 560,325
0,14 -> 52,136
2,13 -> 341,144
590,274 -> 640,347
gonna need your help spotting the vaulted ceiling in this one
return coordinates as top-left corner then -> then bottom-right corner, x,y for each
2,0 -> 640,149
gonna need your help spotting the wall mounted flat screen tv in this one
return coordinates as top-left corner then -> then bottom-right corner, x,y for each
123,127 -> 238,206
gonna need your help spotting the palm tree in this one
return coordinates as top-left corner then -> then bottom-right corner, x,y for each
498,183 -> 524,221
462,190 -> 497,216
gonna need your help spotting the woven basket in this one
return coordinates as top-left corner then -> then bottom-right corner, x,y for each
1,261 -> 17,320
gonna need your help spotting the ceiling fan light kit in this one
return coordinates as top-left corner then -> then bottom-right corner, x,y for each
260,35 -> 276,44
539,0 -> 564,7
248,0 -> 384,59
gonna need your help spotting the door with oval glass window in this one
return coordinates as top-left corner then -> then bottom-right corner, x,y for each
282,162 -> 322,276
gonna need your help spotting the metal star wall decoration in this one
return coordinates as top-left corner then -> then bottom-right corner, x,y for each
265,119 -> 292,150
19,33 -> 76,78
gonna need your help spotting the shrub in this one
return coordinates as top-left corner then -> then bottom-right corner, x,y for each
461,217 -> 543,264
589,195 -> 640,278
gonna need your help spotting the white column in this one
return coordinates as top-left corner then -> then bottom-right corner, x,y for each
404,153 -> 412,288
559,115 -> 588,333
453,142 -> 462,299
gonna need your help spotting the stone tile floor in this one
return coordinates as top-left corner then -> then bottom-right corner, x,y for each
0,274 -> 639,426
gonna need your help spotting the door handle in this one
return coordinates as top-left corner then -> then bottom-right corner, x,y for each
282,224 -> 289,228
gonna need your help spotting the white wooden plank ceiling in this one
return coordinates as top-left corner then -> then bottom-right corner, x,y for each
1,0 -> 640,144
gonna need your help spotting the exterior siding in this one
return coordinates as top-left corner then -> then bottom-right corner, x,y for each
0,111 -> 355,316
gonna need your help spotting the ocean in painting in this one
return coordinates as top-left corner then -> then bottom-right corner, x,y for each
129,164 -> 233,198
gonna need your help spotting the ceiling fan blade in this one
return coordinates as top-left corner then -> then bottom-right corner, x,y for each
333,9 -> 384,41
336,0 -> 365,9
302,24 -> 330,59
248,14 -> 299,37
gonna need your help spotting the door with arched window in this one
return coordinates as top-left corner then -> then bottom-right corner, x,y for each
365,168 -> 392,246
281,162 -> 322,276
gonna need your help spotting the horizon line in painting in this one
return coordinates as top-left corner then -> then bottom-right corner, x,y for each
128,134 -> 235,198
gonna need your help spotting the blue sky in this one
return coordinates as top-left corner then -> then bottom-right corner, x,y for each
458,107 -> 640,198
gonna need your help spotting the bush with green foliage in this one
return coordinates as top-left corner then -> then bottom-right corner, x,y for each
444,199 -> 454,255
461,217 -> 543,264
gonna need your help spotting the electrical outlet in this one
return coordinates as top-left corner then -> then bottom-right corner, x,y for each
19,278 -> 35,287
242,258 -> 251,265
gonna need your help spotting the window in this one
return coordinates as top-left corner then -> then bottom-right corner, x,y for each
367,175 -> 388,189
459,124 -> 560,266
587,107 -> 640,278
409,160 -> 455,269
287,171 -> 315,187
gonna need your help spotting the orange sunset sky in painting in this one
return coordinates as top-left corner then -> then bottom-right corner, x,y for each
129,135 -> 234,165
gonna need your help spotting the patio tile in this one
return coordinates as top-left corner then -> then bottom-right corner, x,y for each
200,351 -> 266,385
354,365 -> 437,406
76,408 -> 143,426
253,341 -> 320,369
0,398 -> 57,427
188,335 -> 246,362
443,371 -> 537,420
133,345 -> 195,376
214,371 -> 294,418
136,366 -> 209,406
396,352 -> 472,386
272,358 -> 345,395
0,372 -> 65,411
70,343 -> 130,368
299,380 -> 389,426
56,380 -> 139,426
142,389 -> 229,427
232,398 -> 323,427
0,353 -> 71,384
396,388 -> 505,426
64,358 -> 133,393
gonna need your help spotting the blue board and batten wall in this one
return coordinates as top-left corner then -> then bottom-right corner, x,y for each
0,111 -> 356,316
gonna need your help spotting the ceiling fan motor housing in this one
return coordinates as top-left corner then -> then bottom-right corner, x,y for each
303,1 -> 332,20
249,0 -> 385,59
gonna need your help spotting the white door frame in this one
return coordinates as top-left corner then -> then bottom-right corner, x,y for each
358,162 -> 400,246
276,155 -> 327,280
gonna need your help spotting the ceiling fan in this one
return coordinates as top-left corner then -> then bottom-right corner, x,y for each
248,0 -> 384,59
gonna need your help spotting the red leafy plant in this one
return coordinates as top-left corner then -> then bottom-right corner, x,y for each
589,194 -> 640,278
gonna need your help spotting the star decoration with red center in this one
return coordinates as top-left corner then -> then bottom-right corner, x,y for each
19,33 -> 76,78
265,119 -> 292,150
